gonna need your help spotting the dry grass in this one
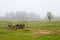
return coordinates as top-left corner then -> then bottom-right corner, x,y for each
27,28 -> 60,34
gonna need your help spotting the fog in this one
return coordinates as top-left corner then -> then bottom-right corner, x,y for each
0,0 -> 60,20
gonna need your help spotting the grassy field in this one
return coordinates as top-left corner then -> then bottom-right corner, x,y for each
0,20 -> 60,40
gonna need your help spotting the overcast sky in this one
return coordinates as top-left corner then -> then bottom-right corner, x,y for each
0,0 -> 60,18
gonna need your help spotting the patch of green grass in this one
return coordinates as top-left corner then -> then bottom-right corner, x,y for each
32,34 -> 60,40
28,21 -> 60,30
0,30 -> 60,40
0,21 -> 60,40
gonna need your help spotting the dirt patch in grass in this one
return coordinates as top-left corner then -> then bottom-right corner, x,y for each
5,28 -> 60,34
28,28 -> 60,34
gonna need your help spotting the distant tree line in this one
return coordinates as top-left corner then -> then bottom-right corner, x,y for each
0,11 -> 40,21
0,11 -> 57,22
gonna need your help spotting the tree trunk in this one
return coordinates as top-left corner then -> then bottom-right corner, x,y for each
49,19 -> 51,22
